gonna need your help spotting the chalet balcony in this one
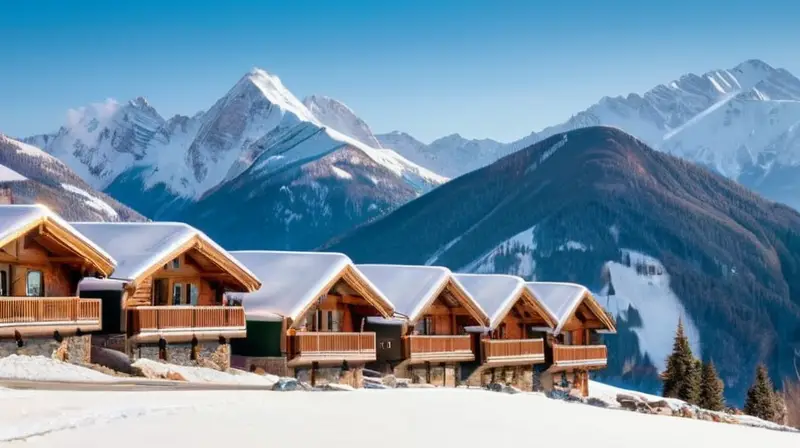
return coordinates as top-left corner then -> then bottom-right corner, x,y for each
0,297 -> 102,337
403,335 -> 474,363
552,344 -> 608,370
128,306 -> 246,343
288,331 -> 377,366
482,338 -> 545,366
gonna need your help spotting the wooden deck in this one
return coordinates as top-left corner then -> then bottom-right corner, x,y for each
403,335 -> 474,363
482,338 -> 545,366
128,306 -> 246,342
288,331 -> 376,366
552,344 -> 607,370
0,297 -> 102,337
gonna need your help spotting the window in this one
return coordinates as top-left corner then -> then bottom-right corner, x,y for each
172,283 -> 183,305
171,258 -> 180,269
0,270 -> 7,296
498,323 -> 507,339
189,284 -> 199,306
153,279 -> 168,306
26,270 -> 43,297
419,316 -> 434,335
327,311 -> 334,332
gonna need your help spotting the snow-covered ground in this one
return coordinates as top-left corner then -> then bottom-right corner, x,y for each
1,387 -> 797,446
0,355 -> 114,382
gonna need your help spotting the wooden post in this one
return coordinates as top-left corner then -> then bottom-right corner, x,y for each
311,361 -> 318,387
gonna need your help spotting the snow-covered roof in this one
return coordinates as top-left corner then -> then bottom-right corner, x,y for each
0,204 -> 116,275
454,273 -> 554,330
357,264 -> 489,325
231,251 -> 394,323
525,282 -> 615,334
78,277 -> 125,292
70,222 -> 259,290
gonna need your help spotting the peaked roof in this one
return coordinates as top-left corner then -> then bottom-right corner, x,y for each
357,264 -> 489,326
525,282 -> 616,334
0,204 -> 115,275
454,273 -> 556,330
231,251 -> 395,323
70,222 -> 260,291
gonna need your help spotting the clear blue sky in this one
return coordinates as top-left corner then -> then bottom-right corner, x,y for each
3,0 -> 800,143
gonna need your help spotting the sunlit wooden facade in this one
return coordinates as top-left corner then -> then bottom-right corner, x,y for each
526,282 -> 616,396
229,251 -> 395,386
0,205 -> 114,340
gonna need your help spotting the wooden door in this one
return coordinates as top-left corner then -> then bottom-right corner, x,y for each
0,264 -> 9,296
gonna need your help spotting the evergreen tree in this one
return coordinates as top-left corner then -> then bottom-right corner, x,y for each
699,360 -> 725,411
744,364 -> 777,421
662,319 -> 700,404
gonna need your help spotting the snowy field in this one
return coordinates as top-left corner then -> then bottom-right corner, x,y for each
1,387 -> 797,447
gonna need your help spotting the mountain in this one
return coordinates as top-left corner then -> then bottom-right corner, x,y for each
0,135 -> 144,221
25,69 -> 446,249
376,132 -> 505,178
302,95 -> 383,148
377,59 -> 800,210
324,126 -> 800,404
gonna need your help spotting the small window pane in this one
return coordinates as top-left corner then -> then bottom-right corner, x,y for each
172,283 -> 183,305
26,271 -> 43,297
172,258 -> 180,269
189,284 -> 199,306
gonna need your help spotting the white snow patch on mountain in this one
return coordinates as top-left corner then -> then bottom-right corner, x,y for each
556,241 -> 588,252
601,249 -> 701,371
61,184 -> 119,219
460,226 -> 537,278
330,166 -> 353,180
0,164 -> 27,182
303,95 -> 383,148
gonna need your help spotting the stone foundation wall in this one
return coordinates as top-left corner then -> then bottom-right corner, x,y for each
232,355 -> 289,377
401,363 -> 459,387
464,365 -> 536,391
294,364 -> 365,388
129,341 -> 231,370
0,335 -> 91,364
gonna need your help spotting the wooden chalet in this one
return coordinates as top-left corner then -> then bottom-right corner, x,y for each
72,222 -> 260,363
357,264 -> 490,385
525,282 -> 617,396
228,251 -> 395,385
0,205 -> 115,341
453,274 -> 556,387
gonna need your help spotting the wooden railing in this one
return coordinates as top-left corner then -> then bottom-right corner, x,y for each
403,335 -> 474,362
553,344 -> 608,367
129,306 -> 246,335
0,297 -> 101,336
483,338 -> 544,361
405,335 -> 471,354
289,332 -> 376,363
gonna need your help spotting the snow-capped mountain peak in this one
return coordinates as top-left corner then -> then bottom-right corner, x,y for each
302,94 -> 383,148
238,68 -> 317,123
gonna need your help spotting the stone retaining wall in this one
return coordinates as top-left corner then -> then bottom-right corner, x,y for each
232,355 -> 289,377
400,363 -> 459,387
0,335 -> 91,363
294,364 -> 365,388
129,340 -> 231,370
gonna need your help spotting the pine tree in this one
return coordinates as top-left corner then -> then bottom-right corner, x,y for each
662,319 -> 700,404
744,364 -> 777,421
699,360 -> 725,411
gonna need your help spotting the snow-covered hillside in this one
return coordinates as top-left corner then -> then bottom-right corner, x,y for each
2,386 -> 795,446
303,95 -> 383,148
0,135 -> 142,221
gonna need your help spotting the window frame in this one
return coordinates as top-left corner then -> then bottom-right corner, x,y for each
26,270 -> 44,297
